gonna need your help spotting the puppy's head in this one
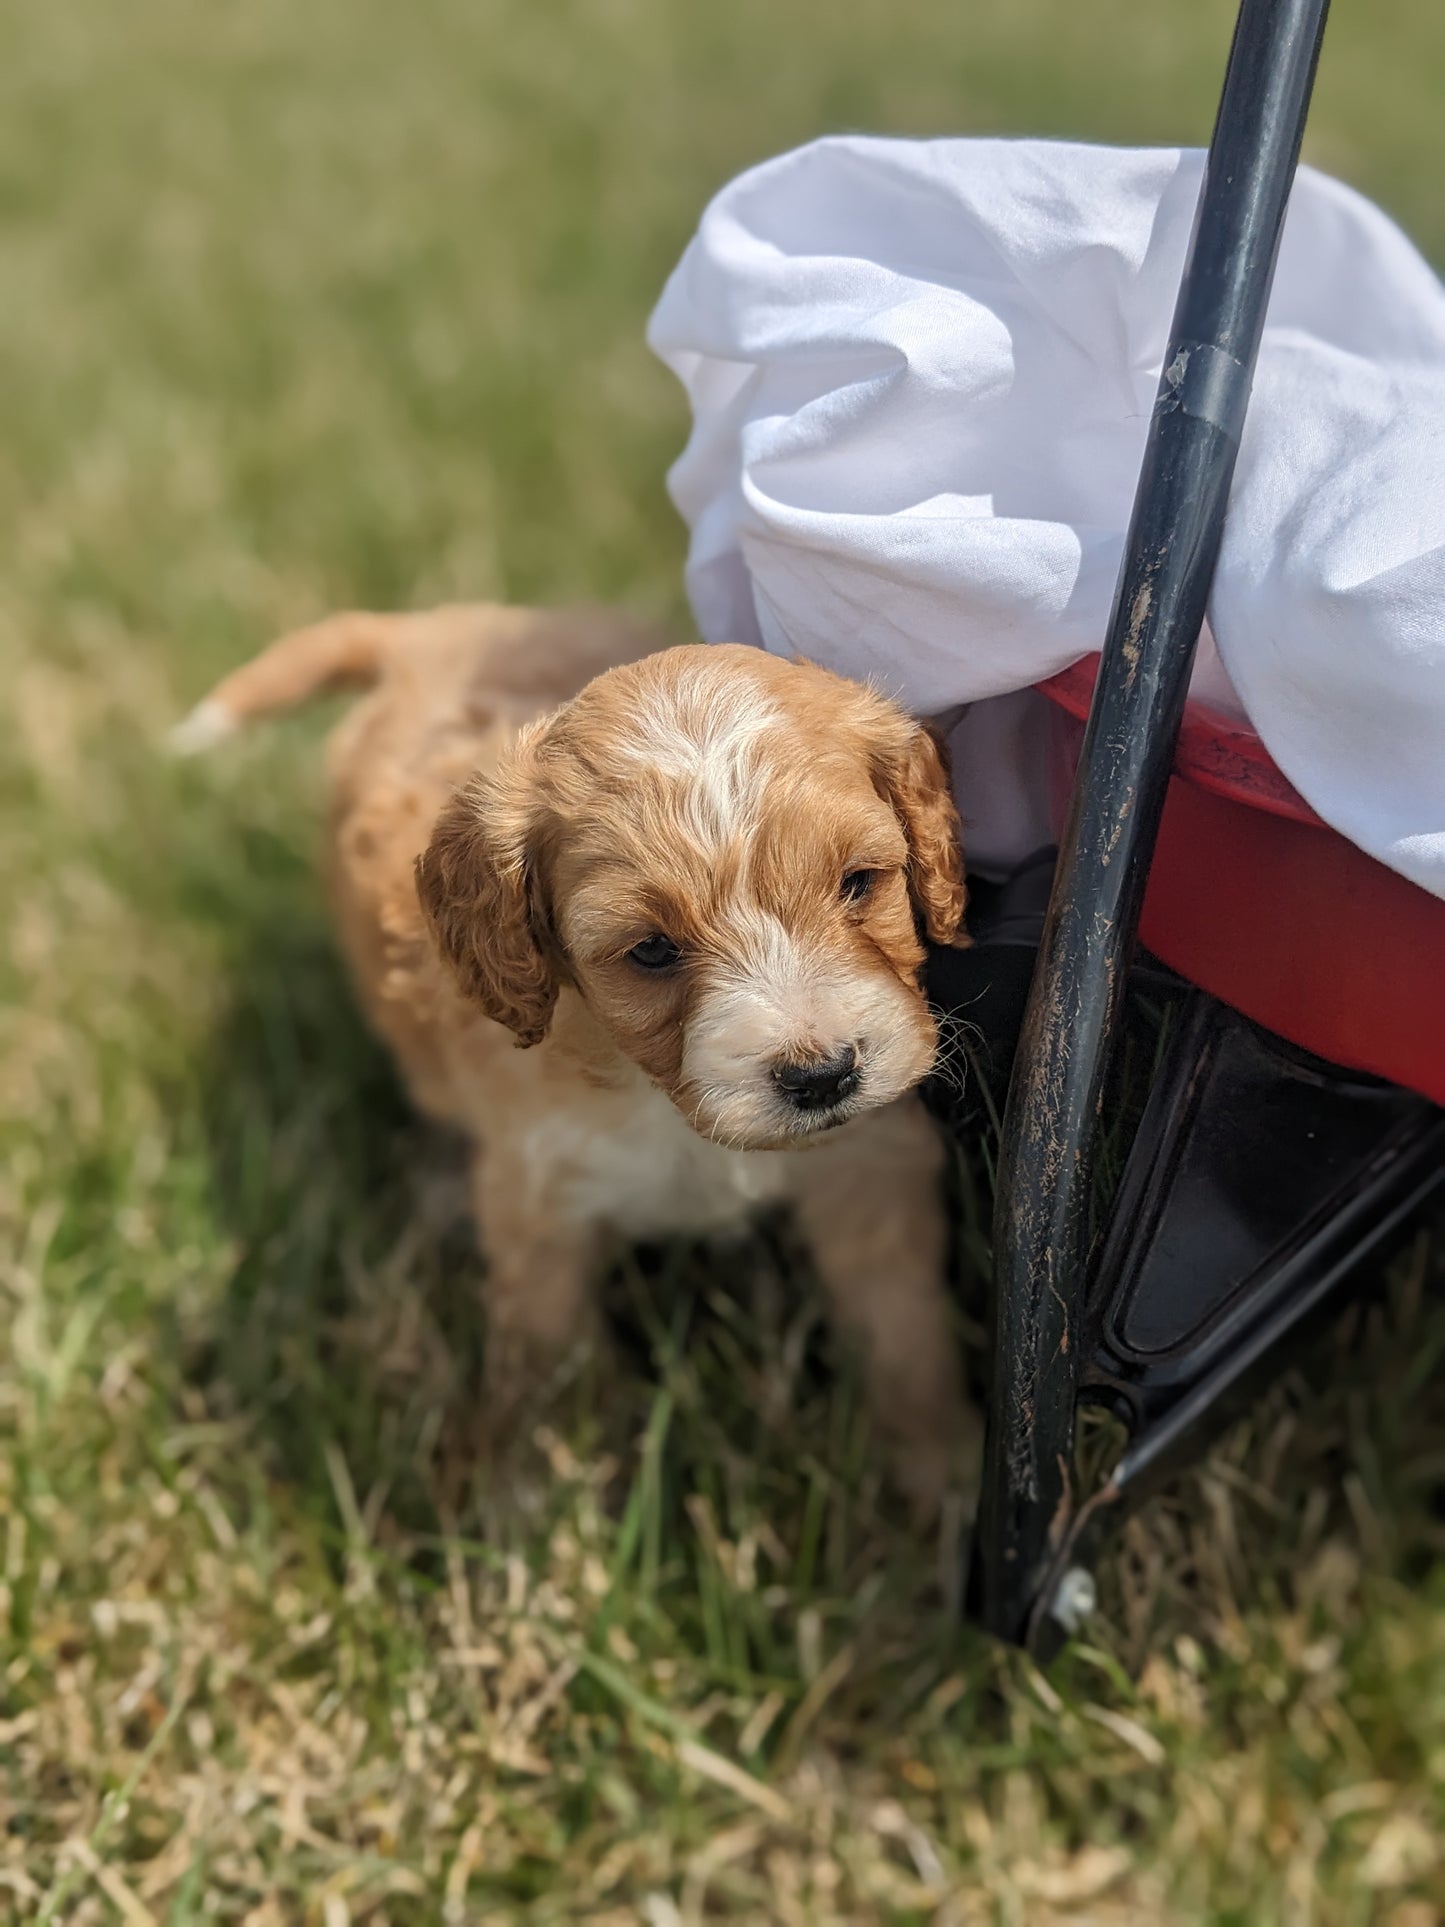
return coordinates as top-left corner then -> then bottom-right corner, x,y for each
416,645 -> 966,1150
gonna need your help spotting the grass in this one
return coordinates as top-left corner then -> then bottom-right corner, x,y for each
3,0 -> 1445,1917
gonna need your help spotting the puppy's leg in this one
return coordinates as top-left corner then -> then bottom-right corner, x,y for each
792,1107 -> 981,1520
470,1152 -> 603,1410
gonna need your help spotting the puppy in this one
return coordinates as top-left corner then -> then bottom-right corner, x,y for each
177,604 -> 980,1511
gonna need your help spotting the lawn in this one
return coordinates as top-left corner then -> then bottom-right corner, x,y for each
3,0 -> 1445,1918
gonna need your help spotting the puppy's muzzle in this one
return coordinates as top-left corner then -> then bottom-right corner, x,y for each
771,1043 -> 861,1114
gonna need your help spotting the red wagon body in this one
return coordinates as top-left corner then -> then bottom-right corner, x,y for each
1042,655 -> 1445,1109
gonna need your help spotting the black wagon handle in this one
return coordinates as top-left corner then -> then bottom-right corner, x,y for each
975,0 -> 1331,1646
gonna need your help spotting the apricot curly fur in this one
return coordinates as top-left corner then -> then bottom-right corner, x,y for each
415,766 -> 557,1048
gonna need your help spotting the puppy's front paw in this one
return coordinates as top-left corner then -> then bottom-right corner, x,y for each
434,1318 -> 620,1523
892,1402 -> 984,1529
480,1316 -> 608,1442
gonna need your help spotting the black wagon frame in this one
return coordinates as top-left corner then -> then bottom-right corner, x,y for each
932,0 -> 1445,1655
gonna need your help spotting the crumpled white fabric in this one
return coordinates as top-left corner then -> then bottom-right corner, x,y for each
647,136 -> 1445,890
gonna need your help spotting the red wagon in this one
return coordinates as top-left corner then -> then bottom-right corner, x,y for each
1043,656 -> 1445,1111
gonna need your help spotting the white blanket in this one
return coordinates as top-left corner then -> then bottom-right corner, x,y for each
648,137 -> 1445,892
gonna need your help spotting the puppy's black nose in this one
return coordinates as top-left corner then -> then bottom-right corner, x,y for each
772,1044 -> 860,1110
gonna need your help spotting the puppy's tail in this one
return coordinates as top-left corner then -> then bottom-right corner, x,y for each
169,611 -> 397,754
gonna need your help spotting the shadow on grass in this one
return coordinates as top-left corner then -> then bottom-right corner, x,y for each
173,804 -> 1445,1679
183,880 -> 485,1533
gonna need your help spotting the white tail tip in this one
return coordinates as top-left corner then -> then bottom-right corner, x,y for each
168,699 -> 237,757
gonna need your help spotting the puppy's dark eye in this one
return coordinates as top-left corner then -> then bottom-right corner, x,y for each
840,869 -> 879,904
628,933 -> 682,971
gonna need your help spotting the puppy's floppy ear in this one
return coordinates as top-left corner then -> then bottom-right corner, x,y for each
874,719 -> 969,948
414,735 -> 557,1046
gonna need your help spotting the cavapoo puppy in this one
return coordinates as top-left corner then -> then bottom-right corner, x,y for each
176,605 -> 980,1511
